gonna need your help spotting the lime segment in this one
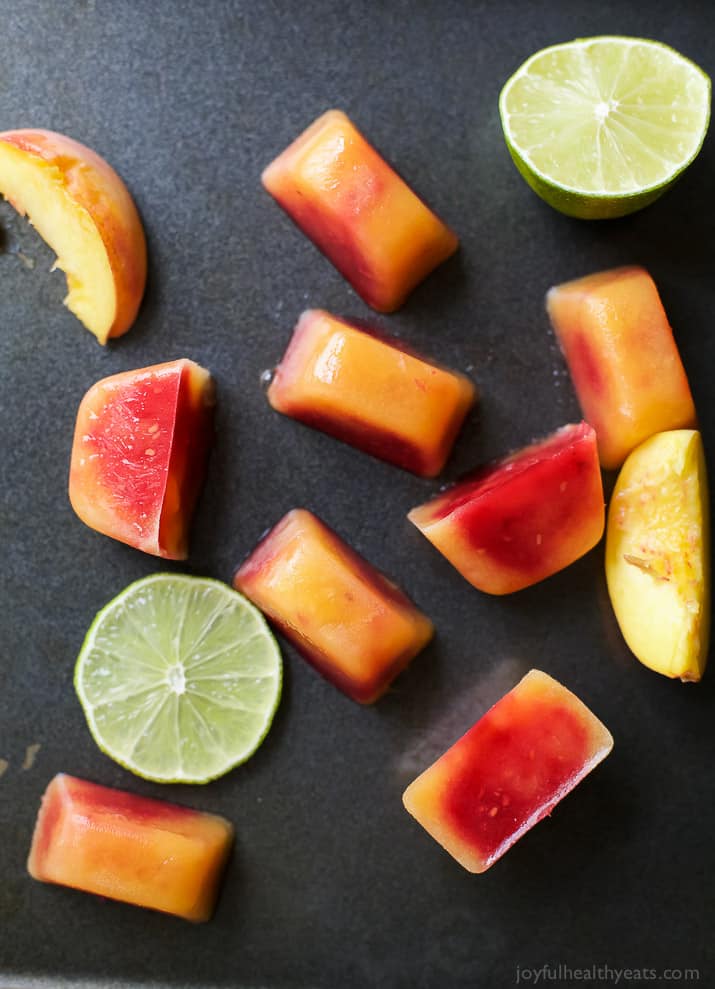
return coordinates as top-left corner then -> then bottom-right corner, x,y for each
499,36 -> 711,218
75,573 -> 282,783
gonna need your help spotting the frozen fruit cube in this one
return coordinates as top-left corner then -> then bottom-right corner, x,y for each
234,509 -> 433,703
27,774 -> 233,922
546,266 -> 696,469
268,309 -> 476,476
262,109 -> 458,311
403,669 -> 613,872
69,359 -> 215,559
408,422 -> 604,594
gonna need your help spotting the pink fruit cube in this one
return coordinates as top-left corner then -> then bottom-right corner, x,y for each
408,422 -> 604,594
69,359 -> 215,559
403,669 -> 613,872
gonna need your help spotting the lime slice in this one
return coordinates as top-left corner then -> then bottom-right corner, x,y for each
499,36 -> 711,218
75,573 -> 282,784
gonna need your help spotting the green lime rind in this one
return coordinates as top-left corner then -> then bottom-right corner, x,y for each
499,36 -> 711,220
74,573 -> 282,784
502,139 -> 681,220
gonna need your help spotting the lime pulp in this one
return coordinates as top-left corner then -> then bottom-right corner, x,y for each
74,573 -> 282,784
499,36 -> 711,219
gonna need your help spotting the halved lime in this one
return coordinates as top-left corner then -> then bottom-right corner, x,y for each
75,573 -> 282,783
499,36 -> 711,218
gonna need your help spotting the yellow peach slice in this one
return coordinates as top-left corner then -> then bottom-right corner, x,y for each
606,430 -> 710,681
0,129 -> 147,343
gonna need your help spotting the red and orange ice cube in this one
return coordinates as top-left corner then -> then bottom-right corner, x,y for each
403,670 -> 613,872
408,422 -> 604,594
28,774 -> 233,922
267,309 -> 476,476
547,266 -> 696,469
262,110 -> 458,311
234,509 -> 433,703
69,358 -> 215,559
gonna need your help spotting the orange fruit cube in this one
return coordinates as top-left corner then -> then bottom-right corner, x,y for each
262,110 -> 458,311
234,509 -> 433,703
268,310 -> 476,476
28,774 -> 233,922
547,266 -> 696,469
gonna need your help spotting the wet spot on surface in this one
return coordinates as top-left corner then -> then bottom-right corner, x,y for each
21,743 -> 41,770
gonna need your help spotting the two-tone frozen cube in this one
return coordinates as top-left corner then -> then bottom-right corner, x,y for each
262,110 -> 458,311
268,309 -> 476,476
403,670 -> 613,872
27,774 -> 233,922
234,509 -> 433,703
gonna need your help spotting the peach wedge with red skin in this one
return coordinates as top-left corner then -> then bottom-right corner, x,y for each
0,129 -> 147,343
408,422 -> 604,595
234,509 -> 434,704
268,309 -> 476,476
403,670 -> 613,873
28,774 -> 233,922
606,430 -> 710,682
546,266 -> 696,469
262,109 -> 458,312
69,359 -> 215,559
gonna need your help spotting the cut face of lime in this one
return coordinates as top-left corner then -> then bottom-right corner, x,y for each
75,574 -> 282,783
499,37 -> 711,218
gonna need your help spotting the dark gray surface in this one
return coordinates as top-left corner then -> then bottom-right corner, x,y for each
1,1 -> 714,987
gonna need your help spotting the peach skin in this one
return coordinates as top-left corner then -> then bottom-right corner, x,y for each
547,266 -> 696,469
234,509 -> 434,703
403,670 -> 613,873
267,310 -> 476,476
262,110 -> 458,311
0,129 -> 147,343
28,774 -> 234,922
